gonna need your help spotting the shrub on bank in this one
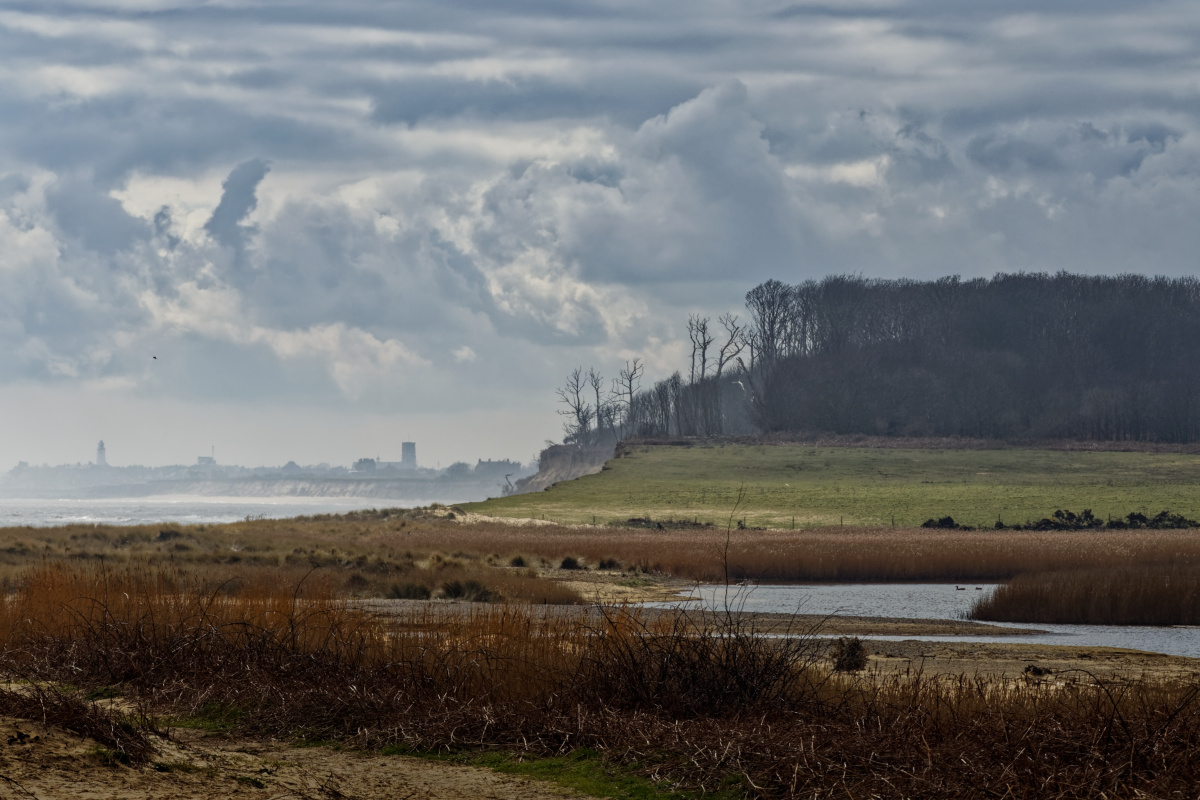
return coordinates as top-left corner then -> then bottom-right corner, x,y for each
440,579 -> 493,602
830,636 -> 868,672
387,582 -> 431,600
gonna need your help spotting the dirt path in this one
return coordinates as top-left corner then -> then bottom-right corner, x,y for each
0,719 -> 589,800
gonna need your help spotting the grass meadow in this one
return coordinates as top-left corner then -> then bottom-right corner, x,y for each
464,443 -> 1200,529
3,564 -> 1200,798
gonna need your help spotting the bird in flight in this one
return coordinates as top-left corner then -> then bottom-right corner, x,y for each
152,356 -> 157,359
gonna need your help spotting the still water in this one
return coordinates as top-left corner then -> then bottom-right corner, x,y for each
0,496 -> 409,527
657,583 -> 1200,659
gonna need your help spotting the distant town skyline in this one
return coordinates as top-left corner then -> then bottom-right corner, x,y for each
12,437 -> 529,473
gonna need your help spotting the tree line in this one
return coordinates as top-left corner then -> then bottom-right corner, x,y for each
554,311 -> 755,445
557,272 -> 1200,444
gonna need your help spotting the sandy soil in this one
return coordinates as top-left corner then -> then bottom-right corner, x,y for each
0,720 -> 589,800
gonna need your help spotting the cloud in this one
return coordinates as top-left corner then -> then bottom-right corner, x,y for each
204,158 -> 270,257
3,0 -> 1200,465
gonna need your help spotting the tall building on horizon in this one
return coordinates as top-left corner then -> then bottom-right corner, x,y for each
96,440 -> 107,467
401,441 -> 417,469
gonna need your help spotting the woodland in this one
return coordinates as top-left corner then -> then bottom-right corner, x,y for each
562,273 -> 1200,445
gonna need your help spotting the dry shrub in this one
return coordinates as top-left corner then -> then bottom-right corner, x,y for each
0,565 -> 820,729
830,636 -> 867,672
970,564 -> 1200,625
420,564 -> 583,604
386,582 -> 431,600
439,579 -> 491,601
0,565 -> 375,687
0,684 -> 158,765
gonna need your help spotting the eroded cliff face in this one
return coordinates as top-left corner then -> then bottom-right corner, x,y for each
511,441 -> 617,494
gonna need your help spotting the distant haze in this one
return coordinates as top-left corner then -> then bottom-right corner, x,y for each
2,1 -> 1199,468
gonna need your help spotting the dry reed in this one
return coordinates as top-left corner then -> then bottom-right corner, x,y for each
970,564 -> 1200,625
9,516 -> 1200,587
379,521 -> 1200,583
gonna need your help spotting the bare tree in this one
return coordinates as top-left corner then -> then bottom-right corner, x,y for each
715,313 -> 745,379
556,367 -> 593,443
614,358 -> 644,434
588,368 -> 618,440
687,314 -> 715,383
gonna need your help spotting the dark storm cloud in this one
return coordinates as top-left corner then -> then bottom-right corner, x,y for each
205,158 -> 270,253
1,0 -> 1199,415
45,177 -> 147,253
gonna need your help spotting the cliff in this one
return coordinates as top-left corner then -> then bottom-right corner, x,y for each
511,440 -> 617,494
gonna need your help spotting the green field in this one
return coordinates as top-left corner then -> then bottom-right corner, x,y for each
463,444 -> 1200,529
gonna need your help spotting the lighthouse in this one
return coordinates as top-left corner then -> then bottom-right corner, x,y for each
96,440 -> 108,467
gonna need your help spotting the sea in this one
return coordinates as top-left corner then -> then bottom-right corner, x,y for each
0,496 -> 426,527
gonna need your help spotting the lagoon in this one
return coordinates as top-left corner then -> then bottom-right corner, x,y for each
658,583 -> 1200,659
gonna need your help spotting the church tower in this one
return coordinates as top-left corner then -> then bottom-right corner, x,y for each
96,440 -> 107,467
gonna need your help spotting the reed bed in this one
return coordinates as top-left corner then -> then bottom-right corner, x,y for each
378,521 -> 1200,583
7,516 -> 1200,586
3,565 -> 1200,797
970,564 -> 1200,625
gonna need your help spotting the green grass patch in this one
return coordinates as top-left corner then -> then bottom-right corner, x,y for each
464,444 -> 1200,529
171,702 -> 247,734
84,685 -> 122,702
88,744 -> 131,767
381,745 -> 742,800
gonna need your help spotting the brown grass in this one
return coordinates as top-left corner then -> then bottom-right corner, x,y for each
382,520 -> 1200,583
0,517 -> 586,604
970,564 -> 1200,625
3,565 -> 1200,797
7,514 -> 1200,590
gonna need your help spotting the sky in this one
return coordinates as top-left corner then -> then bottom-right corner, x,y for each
2,0 -> 1199,469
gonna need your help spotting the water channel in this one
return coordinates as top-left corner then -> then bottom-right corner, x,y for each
651,583 -> 1200,659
